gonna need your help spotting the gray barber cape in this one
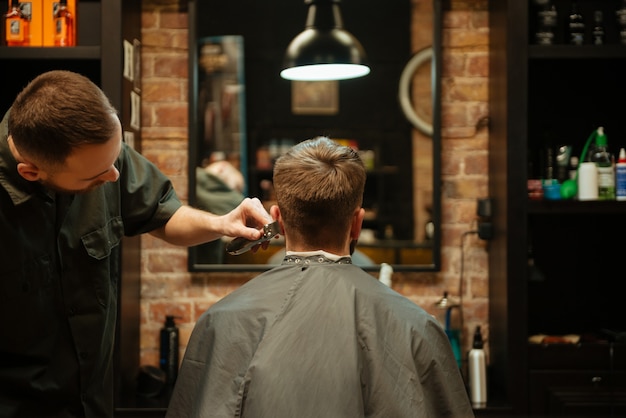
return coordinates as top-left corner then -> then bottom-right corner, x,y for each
166,259 -> 474,418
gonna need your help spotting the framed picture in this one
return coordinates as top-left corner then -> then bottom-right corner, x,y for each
291,80 -> 339,115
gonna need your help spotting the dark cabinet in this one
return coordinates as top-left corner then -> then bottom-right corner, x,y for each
0,0 -> 142,411
489,0 -> 626,414
529,370 -> 626,416
528,343 -> 626,415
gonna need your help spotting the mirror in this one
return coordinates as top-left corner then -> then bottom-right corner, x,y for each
187,0 -> 441,272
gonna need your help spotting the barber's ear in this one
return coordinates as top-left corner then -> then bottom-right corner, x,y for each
16,161 -> 43,182
9,136 -> 43,182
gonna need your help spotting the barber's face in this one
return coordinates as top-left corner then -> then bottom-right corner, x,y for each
43,132 -> 122,194
24,120 -> 123,194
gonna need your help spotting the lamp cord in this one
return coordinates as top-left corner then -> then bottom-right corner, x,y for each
459,226 -> 479,310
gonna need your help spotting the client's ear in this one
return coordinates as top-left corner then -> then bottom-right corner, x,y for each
269,205 -> 285,235
350,208 -> 365,240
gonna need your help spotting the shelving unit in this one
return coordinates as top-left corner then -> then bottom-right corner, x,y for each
1,0 -> 142,411
489,0 -> 626,414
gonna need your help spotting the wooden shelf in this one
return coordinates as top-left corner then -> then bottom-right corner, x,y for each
527,199 -> 626,214
529,44 -> 626,59
0,46 -> 101,60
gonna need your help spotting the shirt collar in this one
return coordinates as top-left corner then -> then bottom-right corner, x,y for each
0,109 -> 40,206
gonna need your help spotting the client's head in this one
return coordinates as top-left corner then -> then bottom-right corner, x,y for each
272,136 -> 366,252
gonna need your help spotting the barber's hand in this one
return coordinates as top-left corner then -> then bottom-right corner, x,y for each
224,197 -> 274,251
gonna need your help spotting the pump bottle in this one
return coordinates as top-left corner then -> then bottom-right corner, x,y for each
468,325 -> 487,409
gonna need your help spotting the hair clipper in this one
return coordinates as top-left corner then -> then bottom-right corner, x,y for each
225,221 -> 280,255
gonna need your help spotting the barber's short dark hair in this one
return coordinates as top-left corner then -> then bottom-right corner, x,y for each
8,70 -> 119,167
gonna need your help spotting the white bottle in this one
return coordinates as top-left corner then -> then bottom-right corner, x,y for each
616,148 -> 626,201
468,325 -> 487,409
578,161 -> 599,200
378,263 -> 393,287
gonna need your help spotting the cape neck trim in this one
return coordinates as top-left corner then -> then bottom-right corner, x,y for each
283,250 -> 352,265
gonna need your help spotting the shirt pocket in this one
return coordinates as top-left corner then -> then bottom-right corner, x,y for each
80,216 -> 124,307
81,216 -> 124,260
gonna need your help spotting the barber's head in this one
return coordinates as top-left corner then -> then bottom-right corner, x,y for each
272,136 -> 366,249
8,70 -> 122,193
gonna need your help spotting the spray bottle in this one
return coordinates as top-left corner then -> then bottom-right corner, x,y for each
468,325 -> 487,409
160,315 -> 180,391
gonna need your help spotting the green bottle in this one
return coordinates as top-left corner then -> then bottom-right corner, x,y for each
588,127 -> 615,200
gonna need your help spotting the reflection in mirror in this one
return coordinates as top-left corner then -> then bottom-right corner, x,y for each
188,0 -> 441,272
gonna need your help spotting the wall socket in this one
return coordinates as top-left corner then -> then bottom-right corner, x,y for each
477,198 -> 492,218
477,198 -> 493,240
478,222 -> 493,240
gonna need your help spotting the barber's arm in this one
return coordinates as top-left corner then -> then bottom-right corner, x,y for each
149,197 -> 272,247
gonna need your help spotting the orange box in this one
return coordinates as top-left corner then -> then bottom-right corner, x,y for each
8,0 -> 43,46
42,0 -> 76,46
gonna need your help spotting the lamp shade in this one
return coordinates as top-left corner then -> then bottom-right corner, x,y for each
280,0 -> 370,81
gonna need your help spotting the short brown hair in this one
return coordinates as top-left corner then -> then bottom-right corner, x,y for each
8,70 -> 119,167
273,136 -> 366,248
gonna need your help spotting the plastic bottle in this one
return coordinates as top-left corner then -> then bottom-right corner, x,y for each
588,127 -> 615,200
159,315 -> 180,389
616,148 -> 626,201
468,325 -> 487,409
577,162 -> 599,200
378,263 -> 393,287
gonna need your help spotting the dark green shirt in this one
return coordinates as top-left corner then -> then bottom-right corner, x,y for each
0,111 -> 182,417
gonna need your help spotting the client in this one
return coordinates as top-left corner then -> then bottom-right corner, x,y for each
167,136 -> 473,417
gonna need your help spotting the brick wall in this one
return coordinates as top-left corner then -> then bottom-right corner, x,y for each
139,0 -> 489,371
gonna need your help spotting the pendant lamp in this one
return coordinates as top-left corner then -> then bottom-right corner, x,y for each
280,0 -> 370,81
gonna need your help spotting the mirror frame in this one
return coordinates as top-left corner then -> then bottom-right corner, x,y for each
187,0 -> 441,272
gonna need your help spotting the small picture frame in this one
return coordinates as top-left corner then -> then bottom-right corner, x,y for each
291,80 -> 339,115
